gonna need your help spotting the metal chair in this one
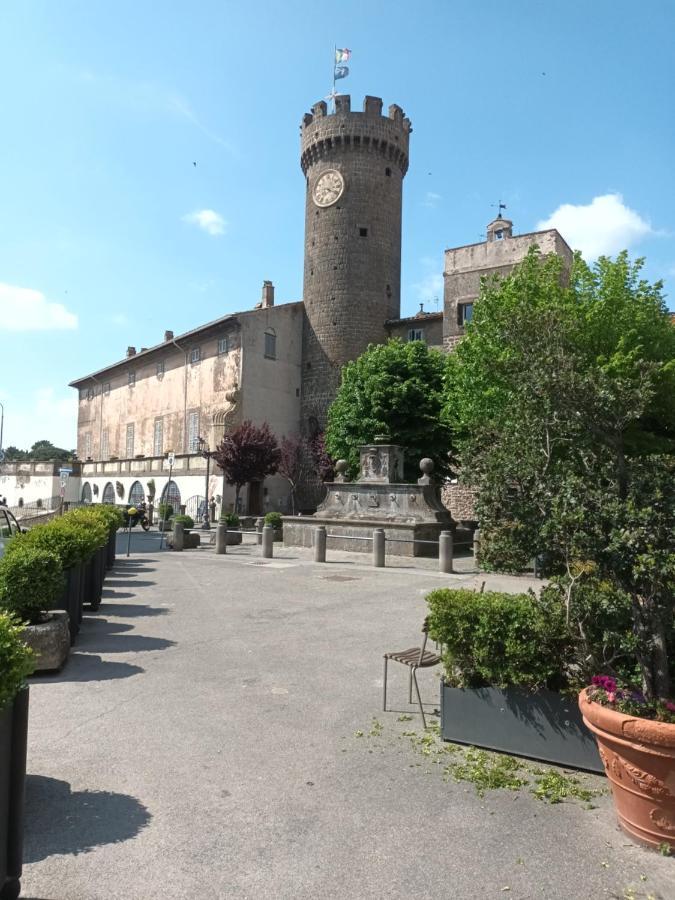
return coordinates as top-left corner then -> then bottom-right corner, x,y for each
383,616 -> 441,729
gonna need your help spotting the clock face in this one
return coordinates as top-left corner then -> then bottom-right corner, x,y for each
313,170 -> 344,207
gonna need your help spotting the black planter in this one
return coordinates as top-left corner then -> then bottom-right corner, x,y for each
0,688 -> 29,900
440,682 -> 603,773
54,566 -> 82,645
83,552 -> 104,611
106,530 -> 116,570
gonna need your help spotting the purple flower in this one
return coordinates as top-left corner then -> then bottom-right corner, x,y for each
591,675 -> 617,693
665,701 -> 675,713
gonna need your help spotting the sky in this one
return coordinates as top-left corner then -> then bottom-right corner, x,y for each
1,0 -> 674,451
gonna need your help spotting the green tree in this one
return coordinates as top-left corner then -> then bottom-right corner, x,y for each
326,339 -> 451,480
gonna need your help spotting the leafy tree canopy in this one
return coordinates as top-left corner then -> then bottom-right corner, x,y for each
326,339 -> 451,480
2,440 -> 76,462
212,420 -> 281,508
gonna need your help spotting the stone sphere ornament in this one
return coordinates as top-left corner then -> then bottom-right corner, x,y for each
335,459 -> 349,482
419,458 -> 434,475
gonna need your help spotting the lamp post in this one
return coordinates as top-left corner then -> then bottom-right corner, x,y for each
197,436 -> 215,530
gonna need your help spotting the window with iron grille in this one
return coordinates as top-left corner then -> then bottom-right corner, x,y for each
101,429 -> 109,460
102,482 -> 115,504
153,418 -> 163,457
187,411 -> 200,452
129,481 -> 144,505
190,347 -> 201,364
126,423 -> 135,458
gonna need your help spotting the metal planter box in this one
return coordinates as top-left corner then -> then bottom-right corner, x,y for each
440,682 -> 603,773
0,688 -> 29,900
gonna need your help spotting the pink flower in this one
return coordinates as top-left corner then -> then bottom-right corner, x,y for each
665,701 -> 675,713
607,692 -> 616,703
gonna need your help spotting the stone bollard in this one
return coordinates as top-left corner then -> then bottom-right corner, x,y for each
173,521 -> 184,552
256,517 -> 265,546
473,528 -> 481,566
215,523 -> 228,554
372,529 -> 385,568
314,525 -> 327,562
439,530 -> 453,574
261,525 -> 274,558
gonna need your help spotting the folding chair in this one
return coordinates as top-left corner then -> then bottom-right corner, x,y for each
383,616 -> 441,729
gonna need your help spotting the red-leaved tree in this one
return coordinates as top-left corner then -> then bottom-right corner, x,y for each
213,421 -> 281,513
278,435 -> 313,514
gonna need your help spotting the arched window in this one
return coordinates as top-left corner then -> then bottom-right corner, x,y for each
161,480 -> 181,509
128,481 -> 145,505
81,482 -> 92,504
102,482 -> 115,504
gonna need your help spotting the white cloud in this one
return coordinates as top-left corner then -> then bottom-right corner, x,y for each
422,191 -> 442,209
537,193 -> 653,260
0,283 -> 78,331
412,271 -> 443,305
182,209 -> 227,237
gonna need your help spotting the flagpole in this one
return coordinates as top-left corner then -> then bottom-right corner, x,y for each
332,44 -> 336,111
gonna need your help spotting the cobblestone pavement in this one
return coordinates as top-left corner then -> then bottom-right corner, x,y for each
20,531 -> 674,899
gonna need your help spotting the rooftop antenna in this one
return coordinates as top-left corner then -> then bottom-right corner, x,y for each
433,296 -> 440,311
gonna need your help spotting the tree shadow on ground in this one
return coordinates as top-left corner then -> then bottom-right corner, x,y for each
99,588 -> 137,599
95,603 -> 169,619
23,775 -> 151,863
77,617 -> 176,654
29,654 -> 144,684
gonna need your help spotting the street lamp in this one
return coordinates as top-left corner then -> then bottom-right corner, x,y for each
197,436 -> 215,529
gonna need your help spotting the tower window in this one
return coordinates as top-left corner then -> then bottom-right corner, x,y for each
385,167 -> 391,177
495,230 -> 504,240
458,303 -> 474,326
359,227 -> 368,237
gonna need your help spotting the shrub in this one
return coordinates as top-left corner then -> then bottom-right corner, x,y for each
264,511 -> 283,529
0,546 -> 65,624
0,612 -> 35,711
64,508 -> 109,549
158,503 -> 173,521
426,588 -> 570,690
222,512 -> 240,528
172,514 -> 194,529
85,504 -> 124,534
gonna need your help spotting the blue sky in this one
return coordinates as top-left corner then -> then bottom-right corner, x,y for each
1,0 -> 673,450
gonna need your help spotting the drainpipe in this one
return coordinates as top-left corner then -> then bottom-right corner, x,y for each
171,336 -> 189,454
89,374 -> 104,470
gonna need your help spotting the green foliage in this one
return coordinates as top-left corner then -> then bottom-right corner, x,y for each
75,504 -> 123,535
530,770 -> 600,805
0,612 -> 35,711
2,440 -> 75,462
172,514 -> 194,529
326,339 -> 452,480
221,512 -> 240,527
0,546 -> 65,623
426,588 -> 570,690
158,503 -> 173,521
445,747 -> 528,797
264,511 -> 283,529
62,508 -> 109,550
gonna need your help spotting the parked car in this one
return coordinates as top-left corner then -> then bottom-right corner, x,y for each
0,508 -> 23,558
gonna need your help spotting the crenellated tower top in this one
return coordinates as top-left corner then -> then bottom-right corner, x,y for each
300,95 -> 412,177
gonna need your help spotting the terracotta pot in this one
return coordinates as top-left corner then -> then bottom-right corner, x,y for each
579,688 -> 675,850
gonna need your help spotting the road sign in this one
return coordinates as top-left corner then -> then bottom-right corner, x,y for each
59,467 -> 72,476
167,452 -> 175,467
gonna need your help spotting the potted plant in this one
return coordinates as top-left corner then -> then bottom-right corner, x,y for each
221,512 -> 242,546
157,503 -> 174,532
168,514 -> 200,549
0,612 -> 34,900
427,587 -> 603,772
264,511 -> 283,542
0,546 -> 69,672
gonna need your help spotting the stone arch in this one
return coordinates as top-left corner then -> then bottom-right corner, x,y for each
128,481 -> 145,505
102,482 -> 115,504
81,482 -> 92,504
161,480 -> 181,509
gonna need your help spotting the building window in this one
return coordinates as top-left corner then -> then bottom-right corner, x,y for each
86,387 -> 95,400
495,229 -> 504,240
156,360 -> 165,378
359,227 -> 368,237
385,167 -> 391,177
81,483 -> 92,504
153,418 -> 163,457
264,329 -> 276,360
218,336 -> 228,355
407,328 -> 424,342
102,482 -> 115,504
188,411 -> 200,453
129,481 -> 144,505
128,371 -> 136,387
84,432 -> 93,459
103,382 -> 111,396
458,303 -> 474,326
126,423 -> 135,458
101,429 -> 109,461
190,347 -> 201,364
161,479 -> 181,509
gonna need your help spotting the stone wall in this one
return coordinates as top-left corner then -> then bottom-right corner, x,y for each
441,482 -> 477,523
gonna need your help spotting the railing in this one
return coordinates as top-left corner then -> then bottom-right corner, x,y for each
7,495 -> 63,526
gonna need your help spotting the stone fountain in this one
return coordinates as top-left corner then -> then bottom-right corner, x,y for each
282,443 -> 454,557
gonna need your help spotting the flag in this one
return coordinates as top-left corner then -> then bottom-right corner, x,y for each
335,48 -> 351,63
334,65 -> 349,80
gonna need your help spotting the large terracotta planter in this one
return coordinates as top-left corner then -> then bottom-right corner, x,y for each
579,688 -> 675,850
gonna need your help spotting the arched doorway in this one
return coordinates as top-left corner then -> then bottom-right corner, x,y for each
160,480 -> 181,510
81,482 -> 92,504
129,481 -> 145,505
102,482 -> 115,504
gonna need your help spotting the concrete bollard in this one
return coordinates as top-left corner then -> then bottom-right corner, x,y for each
215,523 -> 228,554
314,525 -> 327,562
473,528 -> 481,565
256,517 -> 265,546
439,530 -> 453,574
173,521 -> 184,552
261,525 -> 274,558
372,529 -> 385,568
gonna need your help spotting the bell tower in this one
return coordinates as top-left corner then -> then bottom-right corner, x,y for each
299,95 -> 412,428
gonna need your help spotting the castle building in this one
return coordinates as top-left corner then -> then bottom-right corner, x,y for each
68,95 -> 571,518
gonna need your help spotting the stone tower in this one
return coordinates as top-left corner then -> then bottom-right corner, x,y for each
300,95 -> 412,430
